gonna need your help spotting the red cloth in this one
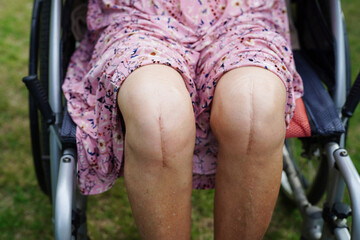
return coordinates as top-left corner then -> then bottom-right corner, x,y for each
286,98 -> 311,138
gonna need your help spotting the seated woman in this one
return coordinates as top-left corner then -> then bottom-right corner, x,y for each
63,0 -> 303,239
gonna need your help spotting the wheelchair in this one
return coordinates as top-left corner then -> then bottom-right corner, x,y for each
23,0 -> 360,239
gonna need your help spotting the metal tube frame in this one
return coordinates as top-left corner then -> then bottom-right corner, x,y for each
283,141 -> 360,239
333,147 -> 360,239
55,148 -> 76,240
48,1 -> 89,239
330,0 -> 347,116
283,146 -> 324,240
54,146 -> 88,240
321,143 -> 360,240
49,0 -> 63,213
319,1 -> 358,237
284,141 -> 360,239
283,1 -> 358,237
320,1 -> 359,237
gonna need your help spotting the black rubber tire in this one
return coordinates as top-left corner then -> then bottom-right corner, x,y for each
39,0 -> 52,200
29,0 -> 77,200
28,0 -> 52,199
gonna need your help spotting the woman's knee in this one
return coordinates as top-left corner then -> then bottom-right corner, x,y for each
210,67 -> 287,154
118,64 -> 196,166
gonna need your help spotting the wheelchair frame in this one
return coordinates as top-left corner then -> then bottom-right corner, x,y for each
23,0 -> 360,239
280,0 -> 360,239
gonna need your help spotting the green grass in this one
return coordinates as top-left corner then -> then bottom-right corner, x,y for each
0,0 -> 359,239
0,1 -> 53,239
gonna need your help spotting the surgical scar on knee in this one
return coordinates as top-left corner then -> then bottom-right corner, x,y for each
247,79 -> 255,155
159,115 -> 168,168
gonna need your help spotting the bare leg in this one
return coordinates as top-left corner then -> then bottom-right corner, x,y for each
118,65 -> 196,239
211,67 -> 287,239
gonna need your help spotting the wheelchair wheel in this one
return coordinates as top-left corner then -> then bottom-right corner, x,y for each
29,0 -> 52,199
281,138 -> 328,205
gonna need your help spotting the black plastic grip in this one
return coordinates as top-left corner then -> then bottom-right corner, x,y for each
342,71 -> 360,118
23,74 -> 55,125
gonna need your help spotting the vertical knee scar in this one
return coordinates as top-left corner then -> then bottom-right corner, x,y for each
159,115 -> 168,167
247,79 -> 254,154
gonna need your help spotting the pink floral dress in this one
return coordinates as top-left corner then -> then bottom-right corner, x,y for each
63,0 -> 303,195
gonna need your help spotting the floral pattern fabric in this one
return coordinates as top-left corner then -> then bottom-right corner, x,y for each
63,0 -> 303,195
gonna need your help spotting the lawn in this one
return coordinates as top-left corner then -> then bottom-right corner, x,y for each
0,0 -> 359,239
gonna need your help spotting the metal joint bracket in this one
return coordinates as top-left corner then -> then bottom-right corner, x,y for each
333,148 -> 360,239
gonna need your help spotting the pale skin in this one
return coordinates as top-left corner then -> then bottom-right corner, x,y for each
117,64 -> 286,239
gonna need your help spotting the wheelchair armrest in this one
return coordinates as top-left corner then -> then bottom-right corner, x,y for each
61,107 -> 77,146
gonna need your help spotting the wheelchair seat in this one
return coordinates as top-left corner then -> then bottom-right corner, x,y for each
286,50 -> 345,138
